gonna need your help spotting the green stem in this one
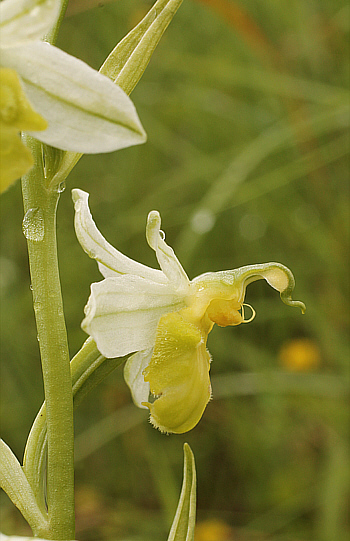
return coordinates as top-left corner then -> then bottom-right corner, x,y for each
21,138 -> 75,539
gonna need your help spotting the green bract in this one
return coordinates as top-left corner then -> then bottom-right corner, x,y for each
0,0 -> 146,189
73,189 -> 306,434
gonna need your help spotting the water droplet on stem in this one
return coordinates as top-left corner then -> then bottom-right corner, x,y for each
22,208 -> 45,242
57,181 -> 66,193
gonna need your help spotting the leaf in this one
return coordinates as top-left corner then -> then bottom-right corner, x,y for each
167,443 -> 197,541
1,42 -> 146,153
0,439 -> 48,535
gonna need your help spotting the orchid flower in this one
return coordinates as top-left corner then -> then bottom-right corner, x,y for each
0,0 -> 146,191
73,189 -> 306,434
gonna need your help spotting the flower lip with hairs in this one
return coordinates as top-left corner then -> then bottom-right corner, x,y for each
73,189 -> 305,434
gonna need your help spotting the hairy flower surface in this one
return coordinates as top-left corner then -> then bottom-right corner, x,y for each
73,189 -> 305,433
0,0 -> 146,190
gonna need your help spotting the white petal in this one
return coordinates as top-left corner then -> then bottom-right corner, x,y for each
82,275 -> 186,358
124,349 -> 152,409
1,42 -> 146,153
72,189 -> 167,283
0,0 -> 61,47
146,210 -> 189,289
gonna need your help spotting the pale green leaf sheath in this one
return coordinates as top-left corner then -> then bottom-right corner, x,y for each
73,189 -> 306,434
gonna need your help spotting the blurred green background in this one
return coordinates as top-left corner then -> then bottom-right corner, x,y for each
0,0 -> 349,539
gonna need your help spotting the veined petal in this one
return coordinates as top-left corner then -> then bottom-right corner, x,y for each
72,189 -> 168,283
143,311 -> 212,434
82,275 -> 187,358
146,210 -> 189,290
0,0 -> 61,47
1,42 -> 146,153
124,349 -> 153,409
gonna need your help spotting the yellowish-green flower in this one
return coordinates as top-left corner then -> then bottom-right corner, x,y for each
73,189 -> 305,434
0,0 -> 146,191
0,67 -> 47,192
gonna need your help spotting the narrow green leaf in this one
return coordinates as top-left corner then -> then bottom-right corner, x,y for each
100,0 -> 183,96
0,439 -> 48,537
167,443 -> 196,541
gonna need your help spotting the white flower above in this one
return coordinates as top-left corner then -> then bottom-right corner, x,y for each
73,189 -> 305,434
0,0 -> 146,154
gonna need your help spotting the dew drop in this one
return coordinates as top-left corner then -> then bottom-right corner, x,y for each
22,208 -> 45,242
57,181 -> 66,193
29,284 -> 33,291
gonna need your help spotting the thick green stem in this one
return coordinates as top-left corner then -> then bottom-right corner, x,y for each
21,138 -> 75,539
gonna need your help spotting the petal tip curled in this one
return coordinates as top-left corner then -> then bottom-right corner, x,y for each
259,263 -> 306,314
280,291 -> 306,314
146,210 -> 162,250
145,210 -> 189,288
72,187 -> 87,207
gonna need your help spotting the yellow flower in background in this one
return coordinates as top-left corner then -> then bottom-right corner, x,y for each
194,519 -> 233,541
73,189 -> 306,434
279,338 -> 320,372
0,68 -> 47,192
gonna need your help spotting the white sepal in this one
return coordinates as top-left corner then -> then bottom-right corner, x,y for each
146,210 -> 189,290
1,42 -> 146,153
72,189 -> 167,283
124,349 -> 153,409
82,275 -> 186,358
0,0 -> 61,47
